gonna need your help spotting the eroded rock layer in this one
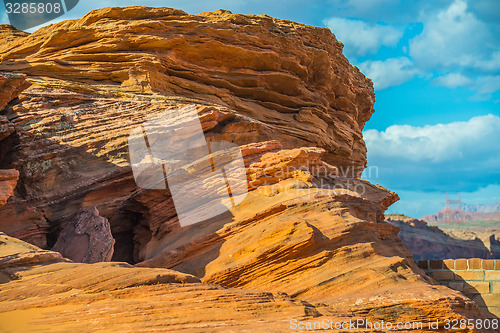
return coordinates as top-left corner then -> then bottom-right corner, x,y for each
0,6 -> 373,172
0,233 -> 325,332
132,146 -> 485,325
0,233 -> 485,332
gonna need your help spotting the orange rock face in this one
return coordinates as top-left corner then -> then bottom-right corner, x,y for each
0,233 -> 485,332
0,6 -> 491,331
0,233 -> 321,332
0,6 -> 373,173
133,145 -> 485,325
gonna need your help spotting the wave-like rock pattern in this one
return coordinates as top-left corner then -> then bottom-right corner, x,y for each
1,233 -> 328,332
0,233 -> 485,332
0,6 -> 373,173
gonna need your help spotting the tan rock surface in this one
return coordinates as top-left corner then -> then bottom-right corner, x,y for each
0,25 -> 27,44
0,6 -> 373,253
0,233 -> 353,333
133,147 -> 483,326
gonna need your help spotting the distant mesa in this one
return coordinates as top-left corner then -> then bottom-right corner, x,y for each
398,193 -> 500,261
0,7 -> 490,327
387,214 -> 500,261
422,193 -> 500,224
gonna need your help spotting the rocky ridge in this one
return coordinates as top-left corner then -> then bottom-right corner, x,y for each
0,233 -> 485,332
0,6 -> 373,173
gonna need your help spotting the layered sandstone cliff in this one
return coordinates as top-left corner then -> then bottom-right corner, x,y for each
0,74 -> 24,212
0,6 -> 373,173
0,231 -> 485,332
0,6 -> 491,331
0,6 -> 374,258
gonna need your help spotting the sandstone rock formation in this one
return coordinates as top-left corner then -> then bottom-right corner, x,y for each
0,74 -> 25,222
131,144 -> 487,324
0,5 -> 374,259
0,73 -> 31,112
1,233 -> 327,332
51,206 -> 115,263
0,228 -> 485,332
0,6 -> 491,330
0,24 -> 27,45
0,6 -> 373,174
0,232 -> 69,274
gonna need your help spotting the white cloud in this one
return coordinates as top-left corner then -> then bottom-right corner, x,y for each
328,0 -> 500,98
474,75 -> 500,95
433,74 -> 500,96
357,57 -> 419,90
364,114 -> 500,201
324,17 -> 403,57
364,114 -> 500,163
474,51 -> 500,72
433,73 -> 472,88
409,0 -> 497,70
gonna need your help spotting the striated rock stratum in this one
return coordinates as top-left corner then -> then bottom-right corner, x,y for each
1,233 -> 315,332
0,6 -> 373,173
0,6 -> 491,331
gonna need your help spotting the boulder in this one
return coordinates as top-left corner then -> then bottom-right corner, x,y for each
52,206 -> 115,263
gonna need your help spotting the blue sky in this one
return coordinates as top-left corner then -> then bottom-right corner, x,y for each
1,0 -> 499,217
